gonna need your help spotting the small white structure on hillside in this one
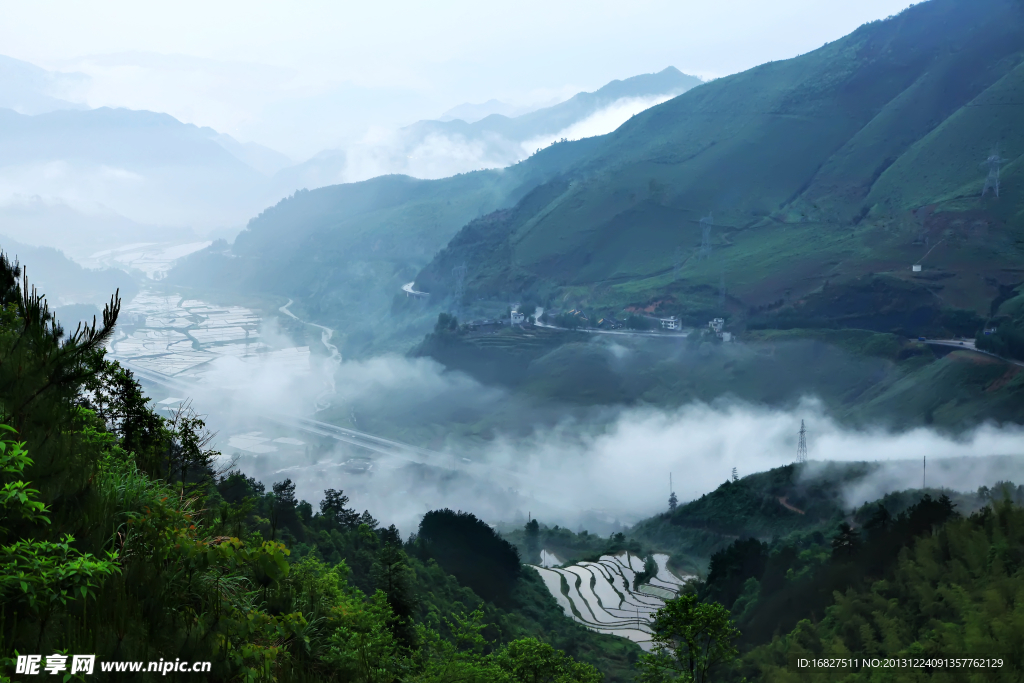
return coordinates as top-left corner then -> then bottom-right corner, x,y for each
709,318 -> 725,334
912,264 -> 922,272
511,308 -> 525,325
660,316 -> 679,330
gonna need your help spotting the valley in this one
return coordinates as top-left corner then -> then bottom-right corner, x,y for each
5,1 -> 1024,680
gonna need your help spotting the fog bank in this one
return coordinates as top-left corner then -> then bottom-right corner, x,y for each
203,350 -> 1024,537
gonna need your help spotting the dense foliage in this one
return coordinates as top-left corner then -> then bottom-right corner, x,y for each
729,496 -> 1024,680
414,509 -> 522,606
0,257 -> 635,681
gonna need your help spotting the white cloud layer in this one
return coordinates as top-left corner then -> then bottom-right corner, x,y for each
201,349 -> 1024,538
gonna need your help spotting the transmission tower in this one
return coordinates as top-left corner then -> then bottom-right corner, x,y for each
982,146 -> 1007,198
451,263 -> 467,317
698,213 -> 713,260
796,420 -> 808,464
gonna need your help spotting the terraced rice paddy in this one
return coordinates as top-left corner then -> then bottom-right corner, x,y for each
110,292 -> 310,381
529,552 -> 692,650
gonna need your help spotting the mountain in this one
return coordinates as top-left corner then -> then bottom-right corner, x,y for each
205,131 -> 294,175
404,67 -> 702,151
0,233 -> 136,308
439,98 -> 540,123
0,105 -> 293,231
0,55 -> 89,115
169,68 -> 702,354
273,67 -> 701,189
169,138 -> 605,356
0,196 -> 201,263
413,0 -> 1024,336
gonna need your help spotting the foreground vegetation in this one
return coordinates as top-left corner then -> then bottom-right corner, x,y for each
9,241 -> 1024,683
0,257 -> 639,681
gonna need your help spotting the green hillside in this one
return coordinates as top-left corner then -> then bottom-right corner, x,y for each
168,140 -> 602,356
414,0 -> 1024,335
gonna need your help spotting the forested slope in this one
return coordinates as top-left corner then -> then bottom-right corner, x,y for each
0,256 -> 634,681
168,139 -> 604,356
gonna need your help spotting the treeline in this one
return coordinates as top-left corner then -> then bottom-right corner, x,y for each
0,254 -> 639,681
670,488 -> 1024,681
503,521 -> 647,567
975,285 -> 1024,361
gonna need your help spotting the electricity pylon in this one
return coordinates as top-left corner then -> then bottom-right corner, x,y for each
698,213 -> 713,260
451,263 -> 467,317
796,420 -> 808,464
982,147 -> 1007,198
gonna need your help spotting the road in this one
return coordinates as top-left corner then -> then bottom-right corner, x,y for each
122,361 -> 450,465
402,281 -> 429,298
533,319 -> 690,339
918,338 -> 1024,368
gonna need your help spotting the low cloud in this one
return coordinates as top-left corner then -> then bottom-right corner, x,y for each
521,94 -> 675,153
207,351 -> 1024,539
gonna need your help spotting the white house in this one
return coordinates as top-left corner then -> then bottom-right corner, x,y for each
660,316 -> 679,330
511,310 -> 525,325
709,318 -> 725,334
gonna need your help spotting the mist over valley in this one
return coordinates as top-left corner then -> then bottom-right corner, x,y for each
4,1 -> 1024,680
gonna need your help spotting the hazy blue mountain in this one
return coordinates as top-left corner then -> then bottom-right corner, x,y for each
0,232 -> 137,307
439,99 -> 540,123
0,106 -> 287,230
274,67 -> 702,191
169,138 -> 606,355
205,131 -> 294,175
411,67 -> 702,144
0,55 -> 89,115
0,196 -> 195,262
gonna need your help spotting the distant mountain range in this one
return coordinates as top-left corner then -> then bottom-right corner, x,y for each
0,106 -> 290,232
0,61 -> 698,262
0,55 -> 89,115
275,67 -> 702,189
173,0 -> 1024,362
438,99 -> 542,123
0,232 -> 136,309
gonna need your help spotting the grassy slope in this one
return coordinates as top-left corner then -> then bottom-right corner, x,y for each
415,0 -> 1024,328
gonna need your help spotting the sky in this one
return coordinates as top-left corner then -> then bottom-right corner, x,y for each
1,0 -> 919,159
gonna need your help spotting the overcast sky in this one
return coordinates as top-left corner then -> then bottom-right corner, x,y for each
2,0 -> 918,159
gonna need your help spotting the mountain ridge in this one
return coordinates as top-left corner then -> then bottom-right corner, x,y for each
412,0 -> 1024,334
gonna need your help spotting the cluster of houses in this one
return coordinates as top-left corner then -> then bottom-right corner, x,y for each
708,317 -> 731,341
463,305 -> 732,341
464,304 -> 529,331
597,316 -> 624,329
